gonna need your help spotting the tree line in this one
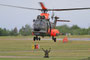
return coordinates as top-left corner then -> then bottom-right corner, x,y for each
56,25 -> 90,35
0,24 -> 90,36
0,24 -> 32,36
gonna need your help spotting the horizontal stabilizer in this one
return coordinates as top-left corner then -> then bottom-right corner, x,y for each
56,20 -> 70,22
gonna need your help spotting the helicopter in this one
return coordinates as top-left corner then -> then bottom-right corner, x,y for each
0,2 -> 90,42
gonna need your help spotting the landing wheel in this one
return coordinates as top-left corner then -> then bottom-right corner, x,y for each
54,38 -> 56,42
38,37 -> 41,41
33,37 -> 36,41
52,37 -> 56,42
33,36 -> 41,41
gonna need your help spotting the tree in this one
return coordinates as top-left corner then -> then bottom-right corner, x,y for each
24,24 -> 32,35
88,27 -> 90,35
70,25 -> 80,35
80,28 -> 88,35
56,25 -> 70,35
71,25 -> 80,29
10,27 -> 18,36
19,26 -> 25,36
19,24 -> 32,36
0,28 -> 3,36
0,28 -> 10,36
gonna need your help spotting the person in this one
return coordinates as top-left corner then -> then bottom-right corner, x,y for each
42,48 -> 51,58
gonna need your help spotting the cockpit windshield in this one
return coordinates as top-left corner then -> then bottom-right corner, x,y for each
33,19 -> 49,32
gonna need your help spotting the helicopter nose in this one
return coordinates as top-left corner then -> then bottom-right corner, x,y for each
34,24 -> 41,31
34,28 -> 41,31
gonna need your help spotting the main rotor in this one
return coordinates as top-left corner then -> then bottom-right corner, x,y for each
0,2 -> 90,13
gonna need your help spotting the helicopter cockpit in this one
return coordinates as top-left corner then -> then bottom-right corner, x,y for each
33,15 -> 49,34
37,15 -> 45,19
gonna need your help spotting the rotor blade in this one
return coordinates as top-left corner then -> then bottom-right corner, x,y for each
0,4 -> 42,10
57,20 -> 70,22
1,3 -> 90,12
48,7 -> 90,11
39,2 -> 47,10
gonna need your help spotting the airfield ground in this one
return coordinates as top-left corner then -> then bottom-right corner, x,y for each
0,35 -> 90,60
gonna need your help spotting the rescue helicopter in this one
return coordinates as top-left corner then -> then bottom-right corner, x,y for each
0,2 -> 90,42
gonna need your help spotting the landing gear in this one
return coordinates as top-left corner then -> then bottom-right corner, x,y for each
38,37 -> 41,41
52,36 -> 56,42
33,36 -> 41,41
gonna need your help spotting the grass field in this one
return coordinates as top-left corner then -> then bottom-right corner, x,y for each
0,36 -> 90,60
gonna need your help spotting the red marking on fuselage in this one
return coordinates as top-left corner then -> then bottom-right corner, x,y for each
40,13 -> 49,19
48,29 -> 60,36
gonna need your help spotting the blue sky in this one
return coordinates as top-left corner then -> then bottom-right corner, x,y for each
0,0 -> 90,29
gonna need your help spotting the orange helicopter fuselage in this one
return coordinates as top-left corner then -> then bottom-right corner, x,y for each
48,29 -> 60,37
40,13 -> 49,19
40,13 -> 60,37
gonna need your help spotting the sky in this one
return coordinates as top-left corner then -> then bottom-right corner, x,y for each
0,0 -> 90,30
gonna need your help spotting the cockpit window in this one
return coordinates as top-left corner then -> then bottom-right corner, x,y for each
37,15 -> 41,19
37,15 -> 45,19
41,16 -> 45,19
33,19 -> 49,32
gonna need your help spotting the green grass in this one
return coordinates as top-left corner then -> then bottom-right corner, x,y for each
0,36 -> 90,60
57,35 -> 90,38
0,35 -> 90,39
0,58 -> 79,60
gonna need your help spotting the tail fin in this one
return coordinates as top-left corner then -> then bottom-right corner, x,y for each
39,2 -> 47,10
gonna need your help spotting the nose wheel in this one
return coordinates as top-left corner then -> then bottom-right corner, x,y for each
52,36 -> 56,42
33,36 -> 41,41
